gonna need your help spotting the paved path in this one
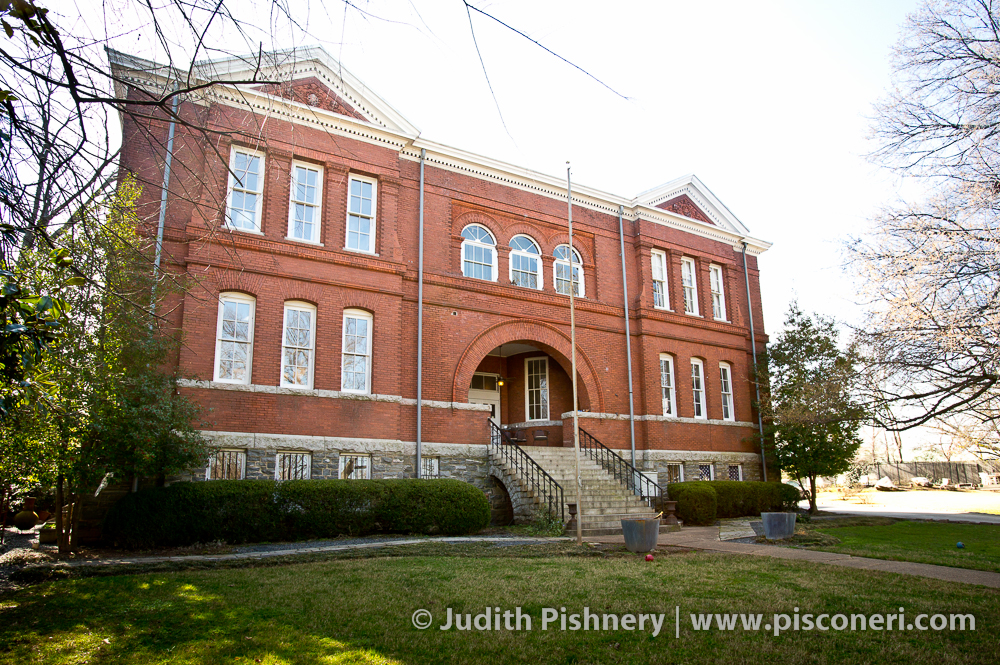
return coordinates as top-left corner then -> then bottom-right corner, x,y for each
17,528 -> 1000,590
20,536 -> 568,572
810,507 -> 1000,524
591,526 -> 1000,589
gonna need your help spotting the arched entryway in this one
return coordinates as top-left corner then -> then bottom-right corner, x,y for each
452,320 -> 604,446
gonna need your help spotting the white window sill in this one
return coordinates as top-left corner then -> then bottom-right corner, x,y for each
279,383 -> 314,391
285,236 -> 324,247
340,389 -> 372,396
714,317 -> 731,323
224,225 -> 264,236
654,306 -> 674,313
462,274 -> 499,283
343,247 -> 379,257
212,378 -> 252,386
685,312 -> 703,318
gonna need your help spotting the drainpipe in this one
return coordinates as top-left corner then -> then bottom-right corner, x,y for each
153,85 -> 180,281
741,241 -> 768,482
416,149 -> 426,478
149,84 -> 179,330
617,205 -> 637,469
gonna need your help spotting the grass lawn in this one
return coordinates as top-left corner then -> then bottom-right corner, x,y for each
797,518 -> 1000,573
0,542 -> 996,664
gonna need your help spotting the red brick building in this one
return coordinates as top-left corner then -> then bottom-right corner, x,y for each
111,47 -> 771,498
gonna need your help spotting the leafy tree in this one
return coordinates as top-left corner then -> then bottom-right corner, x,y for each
17,177 -> 207,552
761,303 -> 866,513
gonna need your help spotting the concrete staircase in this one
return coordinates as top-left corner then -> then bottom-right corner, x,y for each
517,446 -> 664,537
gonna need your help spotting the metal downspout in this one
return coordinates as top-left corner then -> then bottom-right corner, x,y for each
742,241 -> 768,482
416,149 -> 426,477
618,205 -> 637,469
151,86 -> 180,320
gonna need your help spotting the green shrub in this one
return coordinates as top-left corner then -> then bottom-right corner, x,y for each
103,478 -> 490,549
669,482 -> 717,526
708,481 -> 796,517
668,481 -> 798,525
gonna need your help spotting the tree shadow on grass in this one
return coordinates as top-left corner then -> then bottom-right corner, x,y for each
0,575 -> 403,664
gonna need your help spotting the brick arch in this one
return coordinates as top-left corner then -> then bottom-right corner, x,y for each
452,319 -> 604,414
545,233 -> 593,265
212,270 -> 267,298
455,211 -> 501,240
500,222 -> 545,248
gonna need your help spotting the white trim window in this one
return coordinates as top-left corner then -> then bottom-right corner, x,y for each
214,293 -> 255,384
461,224 -> 497,281
719,362 -> 734,422
340,453 -> 371,479
710,264 -> 727,320
691,358 -> 706,419
275,451 -> 311,481
421,456 -> 441,479
509,235 -> 542,289
699,463 -> 715,481
226,147 -> 264,232
666,463 -> 684,484
281,302 -> 316,389
659,353 -> 676,417
554,244 -> 584,297
341,309 -> 373,393
681,257 -> 699,315
525,357 -> 549,421
346,175 -> 377,253
207,449 -> 246,480
288,162 -> 323,243
728,464 -> 743,481
651,250 -> 669,309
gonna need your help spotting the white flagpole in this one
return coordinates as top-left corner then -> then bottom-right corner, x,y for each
567,162 -> 583,546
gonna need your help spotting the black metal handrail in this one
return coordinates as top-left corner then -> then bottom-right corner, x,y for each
487,419 -> 565,522
579,427 -> 665,510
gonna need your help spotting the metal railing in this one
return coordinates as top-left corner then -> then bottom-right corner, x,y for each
488,419 -> 564,522
579,427 -> 665,510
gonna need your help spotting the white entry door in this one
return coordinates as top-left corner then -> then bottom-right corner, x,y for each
470,394 -> 501,425
469,372 -> 501,426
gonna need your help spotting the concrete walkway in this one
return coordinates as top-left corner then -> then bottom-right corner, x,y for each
16,529 -> 1000,590
19,536 -> 569,572
592,526 -> 1000,589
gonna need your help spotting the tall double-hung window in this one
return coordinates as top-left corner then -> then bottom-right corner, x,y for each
281,302 -> 316,389
525,357 -> 549,421
289,162 -> 322,243
214,293 -> 255,384
659,353 -> 676,416
554,244 -> 584,297
341,309 -> 373,394
346,175 -> 377,253
691,358 -> 706,419
226,147 -> 264,232
682,257 -> 699,315
651,250 -> 669,309
719,362 -> 734,421
461,224 -> 497,281
509,235 -> 542,289
710,264 -> 727,320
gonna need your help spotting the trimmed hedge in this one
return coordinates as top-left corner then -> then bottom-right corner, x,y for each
103,479 -> 491,549
669,482 -> 717,526
669,481 -> 799,526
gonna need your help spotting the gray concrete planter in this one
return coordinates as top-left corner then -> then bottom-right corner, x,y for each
761,512 -> 797,540
621,518 -> 660,553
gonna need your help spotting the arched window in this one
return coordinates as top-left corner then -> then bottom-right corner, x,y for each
553,244 -> 584,297
214,293 -> 255,384
281,301 -> 316,389
509,235 -> 542,289
461,224 -> 497,281
342,309 -> 373,394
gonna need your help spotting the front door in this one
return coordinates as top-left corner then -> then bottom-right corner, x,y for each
469,372 -> 501,426
470,395 -> 501,425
